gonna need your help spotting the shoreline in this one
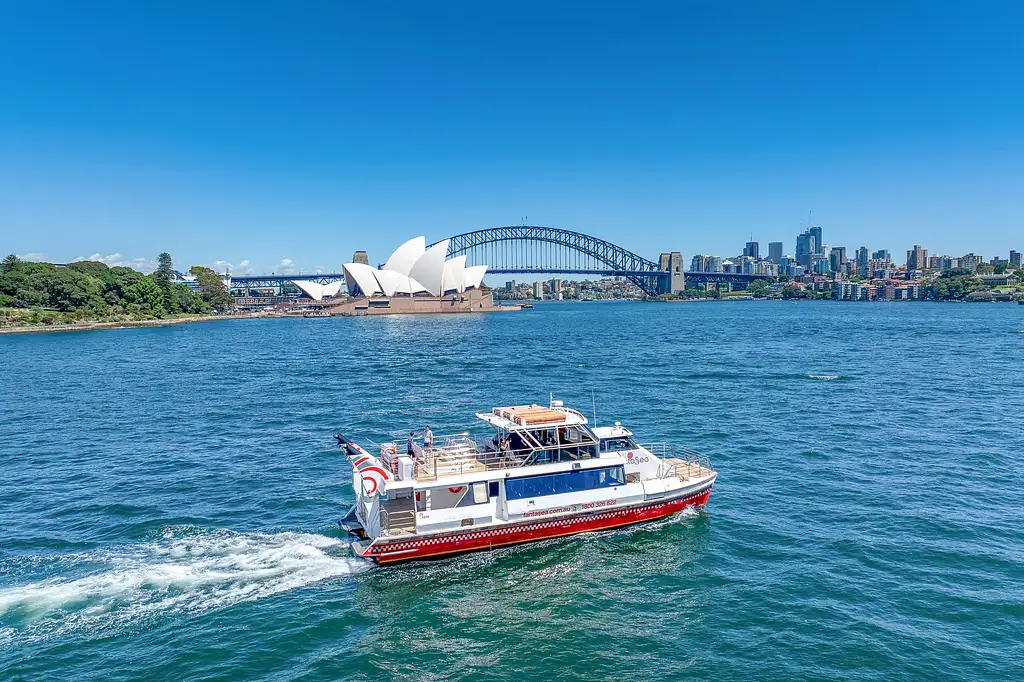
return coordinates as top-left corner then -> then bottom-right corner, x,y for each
0,313 -> 265,336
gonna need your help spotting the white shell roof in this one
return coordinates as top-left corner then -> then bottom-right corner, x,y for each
292,280 -> 342,301
409,239 -> 450,296
463,265 -> 487,290
342,262 -> 383,297
441,255 -> 467,294
383,236 -> 426,276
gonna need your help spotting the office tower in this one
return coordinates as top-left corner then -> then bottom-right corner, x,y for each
796,230 -> 816,270
810,225 -> 823,255
830,247 -> 847,273
768,242 -> 783,263
872,250 -> 890,260
1011,250 -> 1021,268
856,247 -> 869,277
743,241 -> 760,260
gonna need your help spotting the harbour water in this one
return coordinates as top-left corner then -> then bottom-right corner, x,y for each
1,301 -> 1022,680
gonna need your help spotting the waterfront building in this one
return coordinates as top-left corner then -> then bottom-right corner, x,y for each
834,281 -> 856,300
768,242 -> 783,263
505,280 -> 516,290
533,281 -> 544,299
1011,250 -> 1022,268
342,236 -> 488,298
743,241 -> 760,260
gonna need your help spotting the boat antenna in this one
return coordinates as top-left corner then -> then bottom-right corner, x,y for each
591,389 -> 597,426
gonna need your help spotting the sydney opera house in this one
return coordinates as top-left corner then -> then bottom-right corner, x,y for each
292,237 -> 499,315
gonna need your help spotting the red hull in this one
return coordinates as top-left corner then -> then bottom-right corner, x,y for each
364,485 -> 713,564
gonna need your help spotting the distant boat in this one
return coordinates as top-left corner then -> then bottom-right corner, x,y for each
303,311 -> 332,318
521,303 -> 534,309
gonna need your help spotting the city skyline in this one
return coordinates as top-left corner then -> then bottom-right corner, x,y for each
2,2 -> 1022,275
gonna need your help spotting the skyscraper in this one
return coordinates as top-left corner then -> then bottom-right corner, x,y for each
830,247 -> 847,273
906,245 -> 927,271
810,225 -> 823,255
768,242 -> 783,263
856,246 -> 869,278
872,249 -> 890,260
743,241 -> 760,260
796,230 -> 816,270
1011,250 -> 1021,268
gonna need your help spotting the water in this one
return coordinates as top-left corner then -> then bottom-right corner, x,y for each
1,301 -> 1022,681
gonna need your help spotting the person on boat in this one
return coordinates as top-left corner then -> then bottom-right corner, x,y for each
407,432 -> 416,457
333,434 -> 344,447
423,426 -> 434,450
499,436 -> 511,459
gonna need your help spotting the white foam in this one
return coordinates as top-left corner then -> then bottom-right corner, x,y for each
0,529 -> 366,642
808,374 -> 840,381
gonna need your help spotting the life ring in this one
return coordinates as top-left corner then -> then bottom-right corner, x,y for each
448,486 -> 465,494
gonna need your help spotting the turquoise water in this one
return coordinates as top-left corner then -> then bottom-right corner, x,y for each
1,301 -> 1022,681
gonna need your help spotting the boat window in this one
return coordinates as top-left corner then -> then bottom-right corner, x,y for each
489,481 -> 499,498
600,437 -> 636,452
505,466 -> 626,500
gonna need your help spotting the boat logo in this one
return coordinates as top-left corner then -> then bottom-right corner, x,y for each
348,451 -> 391,496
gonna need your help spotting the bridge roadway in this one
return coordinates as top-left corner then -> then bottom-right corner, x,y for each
226,270 -> 768,292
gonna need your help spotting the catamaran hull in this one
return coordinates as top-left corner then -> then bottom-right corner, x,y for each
356,483 -> 713,565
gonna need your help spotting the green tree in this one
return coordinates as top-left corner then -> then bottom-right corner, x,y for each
1,254 -> 19,273
124,276 -> 166,316
746,279 -> 769,297
189,266 -> 232,309
153,252 -> 176,310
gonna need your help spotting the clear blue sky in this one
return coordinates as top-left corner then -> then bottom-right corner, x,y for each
1,1 -> 1021,275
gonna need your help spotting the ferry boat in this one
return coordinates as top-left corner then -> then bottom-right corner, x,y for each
336,400 -> 716,564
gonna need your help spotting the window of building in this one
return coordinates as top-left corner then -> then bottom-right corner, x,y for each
505,466 -> 625,501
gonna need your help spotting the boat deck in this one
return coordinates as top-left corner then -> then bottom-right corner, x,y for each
662,458 -> 716,481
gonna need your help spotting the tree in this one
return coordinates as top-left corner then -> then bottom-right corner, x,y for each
189,266 -> 232,309
123,276 -> 166,316
746,280 -> 769,297
1,254 -> 19,273
153,252 -> 175,311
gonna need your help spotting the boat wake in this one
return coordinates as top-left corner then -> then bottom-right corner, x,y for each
807,374 -> 841,381
0,528 -> 366,644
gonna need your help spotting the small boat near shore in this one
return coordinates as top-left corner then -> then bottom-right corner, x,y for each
302,311 -> 332,318
336,399 -> 716,564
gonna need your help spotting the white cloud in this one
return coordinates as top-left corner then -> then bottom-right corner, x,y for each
275,258 -> 297,275
17,252 -> 48,262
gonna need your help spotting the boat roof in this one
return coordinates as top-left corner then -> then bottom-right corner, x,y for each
476,404 -> 589,430
591,424 -> 633,438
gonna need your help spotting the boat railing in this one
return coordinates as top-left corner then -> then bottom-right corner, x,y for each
379,508 -> 416,537
414,437 -> 535,481
640,442 -> 716,481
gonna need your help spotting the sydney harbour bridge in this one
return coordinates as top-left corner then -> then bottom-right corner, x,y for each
227,225 -> 766,296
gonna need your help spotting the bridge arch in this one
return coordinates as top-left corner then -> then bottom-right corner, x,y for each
430,226 -> 664,295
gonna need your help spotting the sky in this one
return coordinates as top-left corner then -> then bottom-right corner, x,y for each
1,0 -> 1022,276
